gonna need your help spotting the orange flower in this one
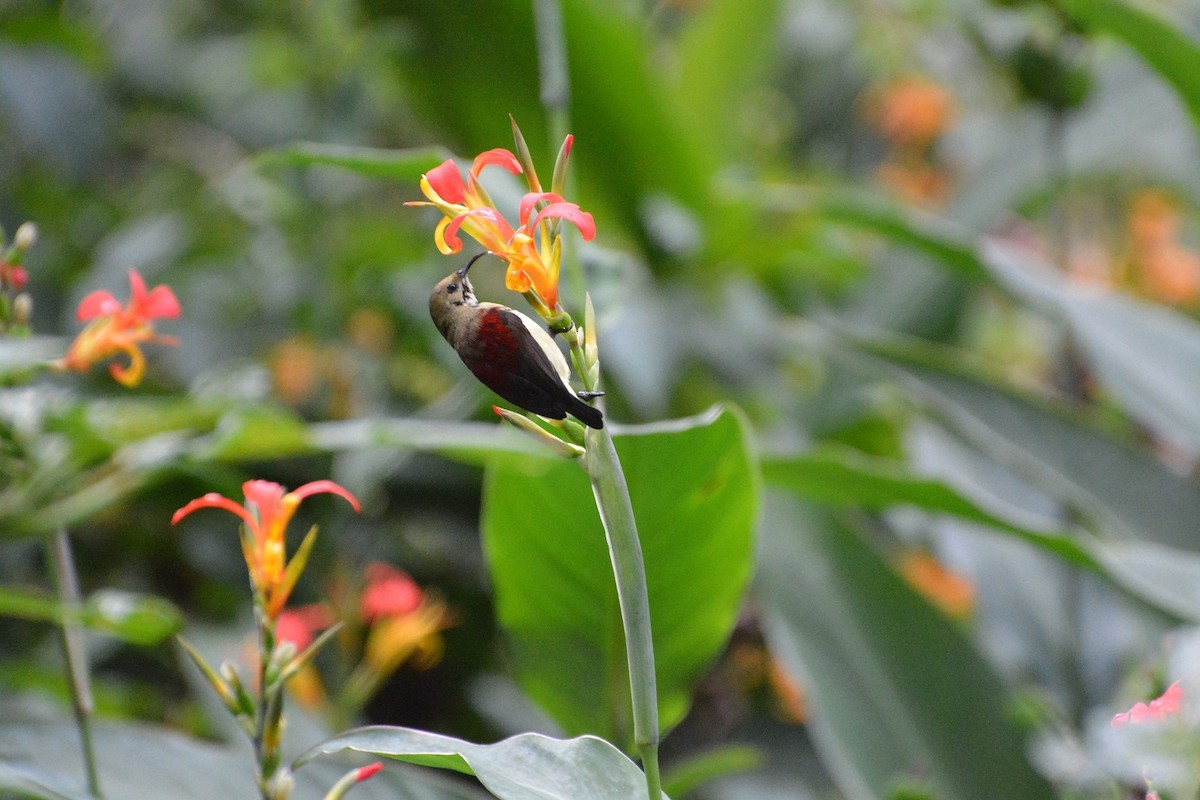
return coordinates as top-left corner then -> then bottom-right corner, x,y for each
1112,681 -> 1184,727
1126,191 -> 1200,305
1138,244 -> 1200,304
864,76 -> 955,148
407,138 -> 596,309
57,270 -> 180,387
362,596 -> 452,676
172,480 -> 360,619
875,158 -> 953,209
898,551 -> 975,619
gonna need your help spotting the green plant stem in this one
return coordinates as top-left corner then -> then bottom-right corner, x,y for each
583,424 -> 662,800
48,528 -> 102,798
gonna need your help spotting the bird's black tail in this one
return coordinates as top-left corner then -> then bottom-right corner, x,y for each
570,396 -> 604,429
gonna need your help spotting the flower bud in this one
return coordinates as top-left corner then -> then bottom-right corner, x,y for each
493,406 -> 584,458
265,767 -> 294,800
12,293 -> 31,326
13,222 -> 37,252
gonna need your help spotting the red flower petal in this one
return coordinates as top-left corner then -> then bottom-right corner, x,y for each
425,160 -> 468,204
290,479 -> 361,512
518,192 -> 565,228
361,562 -> 423,622
530,202 -> 596,241
470,148 -> 523,178
76,290 -> 121,321
171,492 -> 256,527
1112,681 -> 1184,727
140,285 -> 182,320
128,270 -> 148,302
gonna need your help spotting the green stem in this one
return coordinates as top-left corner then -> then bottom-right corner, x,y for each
254,608 -> 274,798
48,529 -> 102,798
584,425 -> 662,800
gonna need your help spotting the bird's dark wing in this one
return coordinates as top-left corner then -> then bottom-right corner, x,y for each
471,307 -> 603,428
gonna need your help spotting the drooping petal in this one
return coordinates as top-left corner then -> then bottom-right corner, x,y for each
76,291 -> 121,322
289,479 -> 361,512
108,343 -> 145,388
433,217 -> 460,255
470,148 -> 523,178
530,202 -> 596,241
424,160 -> 468,204
518,192 -> 566,228
172,492 -> 258,527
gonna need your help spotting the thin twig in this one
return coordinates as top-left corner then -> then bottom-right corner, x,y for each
49,528 -> 102,798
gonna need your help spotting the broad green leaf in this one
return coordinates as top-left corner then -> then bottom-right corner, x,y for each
253,142 -> 452,181
1060,0 -> 1200,128
838,331 -> 1200,554
0,716 -> 489,800
759,497 -> 1056,800
481,406 -> 757,742
761,446 -> 1098,569
304,418 -> 544,464
660,745 -> 762,800
1091,540 -> 1200,622
560,0 -> 717,259
200,405 -> 313,461
812,189 -> 986,280
982,238 -> 1200,453
811,199 -> 1200,453
673,0 -> 784,160
297,726 -> 666,800
0,587 -> 181,645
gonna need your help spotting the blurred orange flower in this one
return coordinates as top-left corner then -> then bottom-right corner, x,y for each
1127,191 -> 1200,305
57,270 -> 180,387
898,550 -> 975,619
864,76 -> 955,149
876,159 -> 954,209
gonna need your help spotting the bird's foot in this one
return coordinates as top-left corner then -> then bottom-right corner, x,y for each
577,390 -> 604,400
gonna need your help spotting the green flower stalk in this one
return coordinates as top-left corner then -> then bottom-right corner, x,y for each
172,479 -> 361,799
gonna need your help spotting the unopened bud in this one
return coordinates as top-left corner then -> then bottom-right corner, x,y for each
13,222 -> 36,252
493,406 -> 584,458
320,762 -> 384,800
12,293 -> 31,326
265,767 -> 294,800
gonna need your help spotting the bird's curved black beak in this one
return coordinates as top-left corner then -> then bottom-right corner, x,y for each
458,252 -> 488,279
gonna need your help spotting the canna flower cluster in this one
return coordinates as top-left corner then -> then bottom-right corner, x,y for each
173,480 -> 360,619
407,125 -> 595,311
57,269 -> 181,387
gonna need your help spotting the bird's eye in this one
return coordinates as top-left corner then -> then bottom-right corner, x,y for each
447,282 -> 459,293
